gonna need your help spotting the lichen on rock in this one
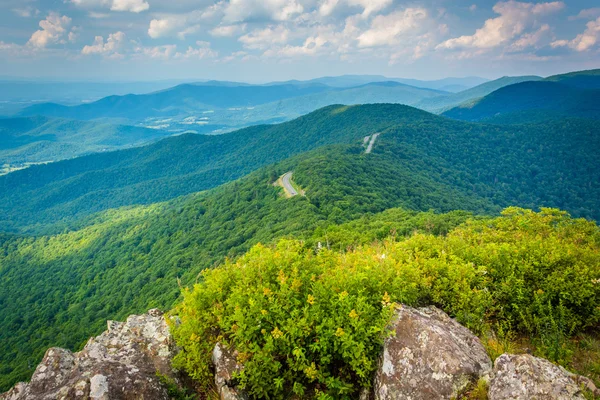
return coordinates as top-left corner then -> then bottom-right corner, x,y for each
212,342 -> 247,400
0,309 -> 182,400
373,305 -> 492,400
488,354 -> 592,400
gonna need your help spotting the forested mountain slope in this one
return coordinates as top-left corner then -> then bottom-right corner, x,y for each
245,81 -> 446,121
1,102 -> 599,390
2,116 -> 600,389
0,105 -> 413,232
545,68 -> 600,89
414,75 -> 542,112
0,116 -> 172,166
443,81 -> 600,122
2,104 -> 599,233
0,138 -> 494,391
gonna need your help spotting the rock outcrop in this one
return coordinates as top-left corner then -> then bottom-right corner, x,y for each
488,354 -> 592,400
212,343 -> 247,400
4,306 -> 598,400
1,309 -> 181,400
373,305 -> 492,400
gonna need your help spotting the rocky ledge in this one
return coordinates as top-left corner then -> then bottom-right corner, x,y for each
2,306 -> 598,400
0,309 -> 182,400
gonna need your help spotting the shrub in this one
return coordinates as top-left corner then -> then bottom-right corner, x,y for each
171,208 -> 600,398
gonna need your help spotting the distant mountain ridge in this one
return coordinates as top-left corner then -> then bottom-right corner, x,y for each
17,83 -> 334,120
2,103 -> 599,234
415,75 -> 543,113
15,81 -> 448,133
443,69 -> 600,123
273,75 -> 489,92
0,116 -> 172,166
0,100 -> 599,390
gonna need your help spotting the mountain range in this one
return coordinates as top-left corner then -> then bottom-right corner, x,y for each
0,116 -> 172,168
0,69 -> 599,393
11,74 -> 538,135
444,69 -> 600,122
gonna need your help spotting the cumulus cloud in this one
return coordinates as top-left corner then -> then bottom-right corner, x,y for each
82,31 -> 126,58
264,35 -> 328,57
68,27 -> 82,43
148,7 -> 220,39
134,44 -> 178,59
148,16 -> 200,39
70,0 -> 149,13
223,0 -> 304,22
13,7 -> 40,18
357,8 -> 429,47
551,17 -> 600,51
318,0 -> 392,18
437,1 -> 564,50
210,24 -> 247,37
148,18 -> 179,38
27,13 -> 72,49
508,23 -> 551,51
239,25 -> 290,49
111,0 -> 149,12
568,8 -> 600,21
176,41 -> 218,59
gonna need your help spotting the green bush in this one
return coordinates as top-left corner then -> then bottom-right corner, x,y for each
171,208 -> 600,398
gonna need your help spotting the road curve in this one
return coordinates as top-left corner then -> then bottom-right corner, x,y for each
281,172 -> 298,196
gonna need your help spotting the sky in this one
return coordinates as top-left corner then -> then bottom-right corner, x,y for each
0,0 -> 598,82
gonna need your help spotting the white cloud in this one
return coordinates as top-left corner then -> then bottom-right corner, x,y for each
27,13 -> 72,49
239,25 -> 290,49
81,31 -> 126,58
264,35 -> 328,57
437,1 -> 564,50
70,0 -> 149,13
221,50 -> 254,62
13,7 -> 40,18
551,17 -> 600,51
319,0 -> 393,18
508,23 -> 550,51
568,8 -> 600,21
176,41 -> 218,58
357,8 -> 429,47
210,24 -> 247,37
111,0 -> 149,12
89,12 -> 111,18
135,44 -> 178,59
223,0 -> 304,22
68,27 -> 82,43
147,7 -> 221,39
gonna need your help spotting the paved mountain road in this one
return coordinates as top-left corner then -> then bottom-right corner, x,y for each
281,172 -> 298,196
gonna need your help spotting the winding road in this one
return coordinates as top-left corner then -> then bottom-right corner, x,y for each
281,171 -> 298,196
365,133 -> 380,154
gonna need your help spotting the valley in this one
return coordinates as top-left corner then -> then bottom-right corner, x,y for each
0,69 -> 599,398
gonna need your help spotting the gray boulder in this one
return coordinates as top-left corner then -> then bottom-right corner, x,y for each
1,309 -> 181,400
373,305 -> 492,400
212,343 -> 247,400
488,354 -> 591,400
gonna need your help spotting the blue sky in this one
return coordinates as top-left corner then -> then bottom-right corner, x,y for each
0,0 -> 598,82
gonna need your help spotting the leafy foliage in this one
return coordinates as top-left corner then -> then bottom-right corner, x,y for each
0,155 -> 475,391
172,208 -> 600,398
